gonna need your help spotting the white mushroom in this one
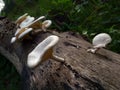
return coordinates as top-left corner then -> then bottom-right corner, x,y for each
18,28 -> 33,39
42,20 -> 52,31
15,13 -> 28,24
11,37 -> 17,44
11,28 -> 33,43
15,28 -> 23,36
19,16 -> 35,28
32,20 -> 52,33
27,35 -> 65,68
27,16 -> 45,29
16,16 -> 46,35
87,33 -> 112,53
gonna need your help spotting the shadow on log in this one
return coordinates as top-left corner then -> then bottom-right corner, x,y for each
0,18 -> 120,90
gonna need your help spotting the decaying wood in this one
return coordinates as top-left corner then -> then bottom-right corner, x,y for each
0,18 -> 120,90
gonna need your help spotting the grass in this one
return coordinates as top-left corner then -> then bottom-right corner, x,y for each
0,0 -> 120,89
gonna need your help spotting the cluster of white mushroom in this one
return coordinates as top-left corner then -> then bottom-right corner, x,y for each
87,33 -> 112,53
11,13 -> 52,43
11,13 -> 64,68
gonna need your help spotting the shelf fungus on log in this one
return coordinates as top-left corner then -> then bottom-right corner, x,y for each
15,16 -> 45,36
11,28 -> 33,43
15,13 -> 52,31
11,14 -> 52,43
19,16 -> 35,28
15,13 -> 28,25
26,16 -> 52,32
87,33 -> 112,53
26,16 -> 45,29
27,35 -> 65,68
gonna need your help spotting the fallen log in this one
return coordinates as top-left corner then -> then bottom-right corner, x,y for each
0,18 -> 120,90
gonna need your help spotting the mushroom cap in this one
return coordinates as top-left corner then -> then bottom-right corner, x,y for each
19,16 -> 35,28
15,28 -> 22,36
15,13 -> 28,24
0,0 -> 5,13
18,28 -> 33,39
92,33 -> 112,48
27,16 -> 45,28
42,20 -> 52,28
27,35 -> 59,68
11,37 -> 17,43
11,28 -> 33,43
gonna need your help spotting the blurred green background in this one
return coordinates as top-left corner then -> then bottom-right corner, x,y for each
0,0 -> 120,89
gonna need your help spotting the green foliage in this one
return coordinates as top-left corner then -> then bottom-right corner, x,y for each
49,0 -> 120,53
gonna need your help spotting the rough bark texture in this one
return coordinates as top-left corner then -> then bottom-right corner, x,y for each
0,18 -> 120,90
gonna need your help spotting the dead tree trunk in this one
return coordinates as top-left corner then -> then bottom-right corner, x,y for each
0,18 -> 120,90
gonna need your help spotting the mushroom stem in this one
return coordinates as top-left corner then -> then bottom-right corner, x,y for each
52,54 -> 65,62
87,48 -> 98,53
42,20 -> 52,31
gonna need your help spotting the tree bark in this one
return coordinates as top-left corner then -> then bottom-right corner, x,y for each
0,18 -> 120,90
